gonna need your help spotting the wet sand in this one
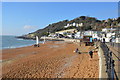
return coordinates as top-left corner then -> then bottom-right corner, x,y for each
2,41 -> 99,78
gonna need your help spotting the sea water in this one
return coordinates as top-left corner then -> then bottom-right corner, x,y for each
0,35 -> 42,49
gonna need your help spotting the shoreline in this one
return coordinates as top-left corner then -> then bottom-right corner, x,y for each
1,35 -> 44,50
1,37 -> 66,50
1,41 -> 45,50
1,44 -> 35,50
2,41 -> 99,78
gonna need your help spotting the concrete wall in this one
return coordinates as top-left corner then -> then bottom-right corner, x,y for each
98,43 -> 108,79
40,37 -> 80,42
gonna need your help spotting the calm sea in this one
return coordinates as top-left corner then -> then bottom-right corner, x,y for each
0,35 -> 43,49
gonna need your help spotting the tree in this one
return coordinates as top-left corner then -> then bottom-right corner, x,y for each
80,16 -> 86,20
84,26 -> 92,31
41,32 -> 49,36
117,17 -> 120,23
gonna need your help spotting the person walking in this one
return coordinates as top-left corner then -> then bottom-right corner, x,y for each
103,38 -> 105,44
74,48 -> 81,54
89,50 -> 93,58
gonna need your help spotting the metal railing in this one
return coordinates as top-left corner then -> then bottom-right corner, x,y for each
100,42 -> 119,80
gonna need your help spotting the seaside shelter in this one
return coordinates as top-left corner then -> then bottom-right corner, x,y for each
82,36 -> 94,46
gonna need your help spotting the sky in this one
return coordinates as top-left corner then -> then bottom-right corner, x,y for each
1,2 -> 118,36
2,0 -> 120,2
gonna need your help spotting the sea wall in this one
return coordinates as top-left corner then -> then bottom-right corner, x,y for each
40,37 -> 80,42
98,43 -> 108,79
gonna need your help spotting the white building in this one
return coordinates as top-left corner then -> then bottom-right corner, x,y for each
84,31 -> 93,36
101,28 -> 119,42
64,23 -> 83,28
74,31 -> 83,39
74,30 -> 101,39
106,32 -> 115,38
48,33 -> 56,38
79,23 -> 83,27
102,28 -> 117,33
115,38 -> 120,43
76,23 -> 79,27
55,29 -> 77,37
73,23 -> 76,26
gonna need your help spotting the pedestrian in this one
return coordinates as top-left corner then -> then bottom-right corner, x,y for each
89,50 -> 93,58
75,48 -> 79,53
74,48 -> 81,54
110,38 -> 112,46
103,38 -> 105,44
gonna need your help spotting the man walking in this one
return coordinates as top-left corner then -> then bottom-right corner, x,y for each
89,50 -> 93,58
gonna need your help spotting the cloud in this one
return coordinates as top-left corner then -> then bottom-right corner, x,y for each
23,25 -> 37,30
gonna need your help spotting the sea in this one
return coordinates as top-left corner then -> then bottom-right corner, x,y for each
0,35 -> 43,50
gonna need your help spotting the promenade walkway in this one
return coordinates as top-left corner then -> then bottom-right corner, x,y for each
106,43 -> 120,79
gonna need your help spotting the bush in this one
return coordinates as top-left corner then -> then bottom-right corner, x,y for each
41,32 -> 49,36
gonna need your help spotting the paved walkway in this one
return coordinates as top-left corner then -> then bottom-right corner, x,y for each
106,43 -> 120,79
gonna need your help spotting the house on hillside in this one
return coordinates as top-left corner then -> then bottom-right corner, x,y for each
55,29 -> 78,38
55,29 -> 77,34
74,32 -> 83,39
101,28 -> 119,42
102,28 -> 117,33
74,30 -> 101,40
64,23 -> 83,28
48,33 -> 56,38
83,31 -> 101,39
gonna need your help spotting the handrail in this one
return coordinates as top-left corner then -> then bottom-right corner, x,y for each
100,42 -> 119,80
106,43 -> 120,61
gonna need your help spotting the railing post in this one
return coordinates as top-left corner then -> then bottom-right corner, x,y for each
111,59 -> 115,80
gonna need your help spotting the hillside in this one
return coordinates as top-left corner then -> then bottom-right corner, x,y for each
17,16 -> 119,39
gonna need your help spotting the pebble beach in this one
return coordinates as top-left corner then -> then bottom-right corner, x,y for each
2,41 -> 99,78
